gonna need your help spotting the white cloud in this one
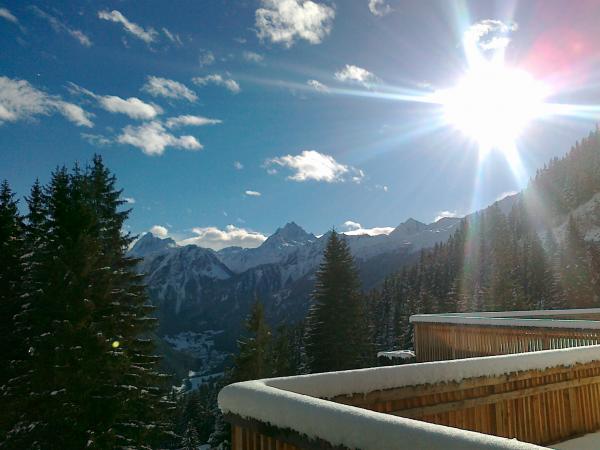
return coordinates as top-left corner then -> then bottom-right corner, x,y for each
165,115 -> 221,128
30,6 -> 92,47
0,76 -> 93,127
199,49 -> 215,67
375,184 -> 388,192
98,9 -> 158,44
307,79 -> 329,92
464,20 -> 517,51
55,101 -> 94,127
334,64 -> 378,86
344,220 -> 361,231
150,225 -> 168,238
192,74 -> 241,94
434,210 -> 459,222
234,161 -> 244,170
142,76 -> 197,102
117,121 -> 202,156
255,0 -> 335,48
245,190 -> 261,197
81,133 -> 111,146
162,27 -> 182,45
243,51 -> 264,63
178,224 -> 267,250
123,197 -> 136,204
0,7 -> 18,24
266,150 -> 364,183
100,95 -> 160,119
69,83 -> 161,120
368,0 -> 392,17
342,220 -> 394,236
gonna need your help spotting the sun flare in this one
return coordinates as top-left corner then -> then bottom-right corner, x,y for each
438,63 -> 548,151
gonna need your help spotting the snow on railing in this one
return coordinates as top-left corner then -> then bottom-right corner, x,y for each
410,307 -> 600,329
219,345 -> 600,450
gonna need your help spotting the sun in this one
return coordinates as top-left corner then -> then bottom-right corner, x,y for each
438,62 -> 548,151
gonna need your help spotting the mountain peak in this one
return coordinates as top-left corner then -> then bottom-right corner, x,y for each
391,218 -> 427,236
129,232 -> 176,257
263,222 -> 315,247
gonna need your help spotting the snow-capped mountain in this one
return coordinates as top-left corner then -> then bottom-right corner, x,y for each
129,216 -> 462,377
217,222 -> 317,273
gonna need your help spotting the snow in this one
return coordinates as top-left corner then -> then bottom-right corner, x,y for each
163,330 -> 228,379
219,345 -> 600,449
553,431 -> 600,449
377,350 -> 415,360
410,308 -> 600,329
219,380 -> 542,450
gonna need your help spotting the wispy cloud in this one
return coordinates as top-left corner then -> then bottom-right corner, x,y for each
117,121 -> 202,156
198,49 -> 215,67
192,74 -> 241,94
335,64 -> 378,86
307,79 -> 329,92
0,76 -> 93,127
178,224 -> 267,250
368,0 -> 392,17
464,20 -> 518,51
245,190 -> 261,197
98,9 -> 158,44
165,115 -> 221,128
69,83 -> 161,120
142,76 -> 197,102
0,7 -> 18,24
234,161 -> 244,170
81,133 -> 111,146
123,197 -> 136,204
162,27 -> 182,46
243,51 -> 264,63
30,6 -> 92,47
266,150 -> 364,183
342,220 -> 394,236
255,0 -> 335,48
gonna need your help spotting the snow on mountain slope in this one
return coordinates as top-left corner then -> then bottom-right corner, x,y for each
129,232 -> 177,258
134,243 -> 233,314
217,222 -> 317,273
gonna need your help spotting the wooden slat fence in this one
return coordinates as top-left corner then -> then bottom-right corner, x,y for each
413,322 -> 600,362
331,360 -> 600,447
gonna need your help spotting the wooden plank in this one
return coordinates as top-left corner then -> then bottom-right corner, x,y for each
390,374 -> 600,419
332,361 -> 600,408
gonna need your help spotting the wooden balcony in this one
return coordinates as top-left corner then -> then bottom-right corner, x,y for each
411,308 -> 600,362
220,309 -> 600,449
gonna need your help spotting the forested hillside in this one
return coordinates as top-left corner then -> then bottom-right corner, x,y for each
370,128 -> 600,352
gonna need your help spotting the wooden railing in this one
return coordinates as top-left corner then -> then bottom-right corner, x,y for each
411,308 -> 600,362
333,358 -> 600,447
219,345 -> 600,449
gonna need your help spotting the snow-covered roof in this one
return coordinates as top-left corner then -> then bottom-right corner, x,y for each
410,308 -> 600,329
219,345 -> 600,450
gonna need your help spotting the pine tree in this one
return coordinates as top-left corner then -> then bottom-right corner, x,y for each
305,231 -> 372,372
0,180 -> 25,440
4,158 -> 171,449
181,423 -> 201,450
231,300 -> 272,382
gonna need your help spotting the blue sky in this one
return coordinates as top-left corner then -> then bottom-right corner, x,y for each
1,0 -> 599,249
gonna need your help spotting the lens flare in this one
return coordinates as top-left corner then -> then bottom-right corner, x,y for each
438,63 -> 548,151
